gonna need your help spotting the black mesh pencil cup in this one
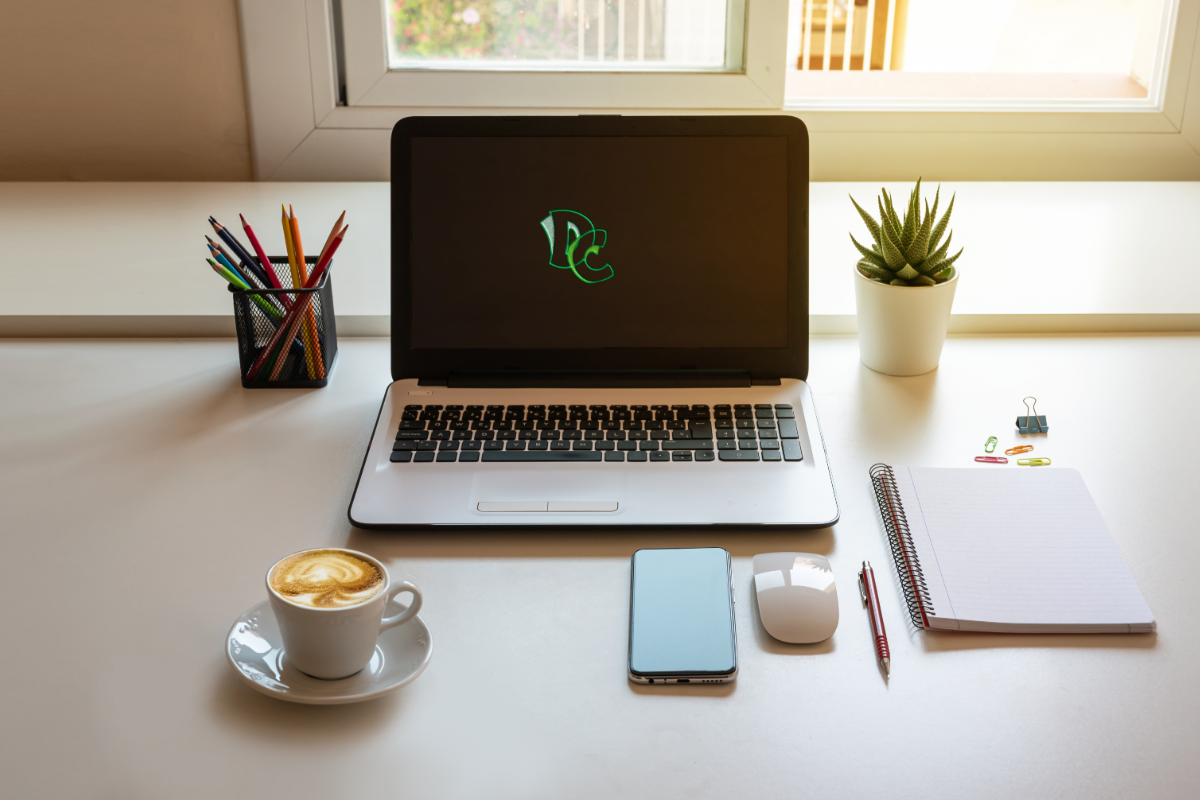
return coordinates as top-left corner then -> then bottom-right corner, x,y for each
229,256 -> 338,388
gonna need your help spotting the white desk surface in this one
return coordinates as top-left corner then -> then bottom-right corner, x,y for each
1,334 -> 1197,798
3,182 -> 1200,335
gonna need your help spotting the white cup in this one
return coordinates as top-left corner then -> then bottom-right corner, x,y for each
266,549 -> 422,680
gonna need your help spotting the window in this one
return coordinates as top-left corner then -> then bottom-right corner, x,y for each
784,0 -> 1178,107
386,0 -> 741,71
238,0 -> 1200,182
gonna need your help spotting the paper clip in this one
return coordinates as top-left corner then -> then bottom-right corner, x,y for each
975,456 -> 1008,464
1005,445 -> 1034,456
1017,457 -> 1051,466
984,436 -> 998,453
1016,397 -> 1048,434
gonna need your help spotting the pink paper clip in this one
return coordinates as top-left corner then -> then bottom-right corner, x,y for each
975,456 -> 1008,464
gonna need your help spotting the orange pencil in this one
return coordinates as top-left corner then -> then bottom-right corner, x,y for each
317,210 -> 346,264
288,205 -> 325,380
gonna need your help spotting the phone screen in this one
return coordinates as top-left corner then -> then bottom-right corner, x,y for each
629,548 -> 737,678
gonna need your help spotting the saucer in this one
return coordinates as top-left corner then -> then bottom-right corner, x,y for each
225,599 -> 433,705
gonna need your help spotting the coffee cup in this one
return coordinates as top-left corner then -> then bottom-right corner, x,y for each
266,548 -> 423,679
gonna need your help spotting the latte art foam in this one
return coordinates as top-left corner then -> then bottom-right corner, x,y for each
270,550 -> 385,608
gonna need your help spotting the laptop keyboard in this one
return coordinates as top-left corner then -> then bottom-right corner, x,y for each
389,403 -> 803,464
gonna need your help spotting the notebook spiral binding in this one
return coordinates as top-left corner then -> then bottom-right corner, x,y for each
869,463 -> 934,628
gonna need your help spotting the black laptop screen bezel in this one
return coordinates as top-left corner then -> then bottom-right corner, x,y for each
390,115 -> 809,383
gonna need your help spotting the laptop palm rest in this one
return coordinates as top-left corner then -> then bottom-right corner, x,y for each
470,469 -> 626,514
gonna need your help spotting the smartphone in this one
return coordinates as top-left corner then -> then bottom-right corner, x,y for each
628,548 -> 738,684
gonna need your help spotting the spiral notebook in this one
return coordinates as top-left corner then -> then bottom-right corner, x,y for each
869,465 -> 1155,633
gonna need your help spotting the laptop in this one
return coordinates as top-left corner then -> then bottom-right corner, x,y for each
348,115 -> 839,527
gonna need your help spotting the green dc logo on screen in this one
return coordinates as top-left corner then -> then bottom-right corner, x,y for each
539,210 -> 614,284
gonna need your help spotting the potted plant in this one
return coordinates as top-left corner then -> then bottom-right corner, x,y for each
850,180 -> 963,376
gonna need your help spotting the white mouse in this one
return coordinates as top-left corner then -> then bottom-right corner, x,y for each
753,552 -> 839,643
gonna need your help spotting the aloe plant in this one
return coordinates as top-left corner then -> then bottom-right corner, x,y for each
850,179 -> 962,286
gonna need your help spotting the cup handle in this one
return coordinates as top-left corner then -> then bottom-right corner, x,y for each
380,581 -> 422,632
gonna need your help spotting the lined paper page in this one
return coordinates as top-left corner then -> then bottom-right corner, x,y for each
893,467 -> 1155,633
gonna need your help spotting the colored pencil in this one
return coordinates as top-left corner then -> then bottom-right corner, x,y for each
245,227 -> 343,382
210,217 -> 269,287
281,205 -> 314,378
306,224 -> 346,289
288,204 -> 325,380
317,210 -> 346,265
239,213 -> 289,297
207,259 -> 284,322
206,242 -> 250,286
208,258 -> 248,289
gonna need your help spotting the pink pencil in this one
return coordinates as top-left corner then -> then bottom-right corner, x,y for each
239,213 -> 290,303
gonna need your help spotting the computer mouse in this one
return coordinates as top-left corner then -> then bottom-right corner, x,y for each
752,552 -> 839,643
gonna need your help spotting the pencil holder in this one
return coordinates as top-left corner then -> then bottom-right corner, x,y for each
229,256 -> 338,388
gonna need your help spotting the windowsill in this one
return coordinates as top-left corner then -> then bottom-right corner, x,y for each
1,181 -> 1198,337
786,70 -> 1149,102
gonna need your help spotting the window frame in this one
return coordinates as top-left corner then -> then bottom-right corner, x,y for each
237,0 -> 1200,181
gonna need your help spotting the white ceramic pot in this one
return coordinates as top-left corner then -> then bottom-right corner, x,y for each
853,271 -> 958,376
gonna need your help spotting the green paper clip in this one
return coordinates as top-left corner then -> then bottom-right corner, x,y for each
984,436 -> 998,453
1017,457 -> 1051,466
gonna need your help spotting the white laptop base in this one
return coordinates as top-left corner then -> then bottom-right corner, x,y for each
349,379 -> 839,527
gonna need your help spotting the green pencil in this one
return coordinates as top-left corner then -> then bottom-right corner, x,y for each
207,259 -> 283,322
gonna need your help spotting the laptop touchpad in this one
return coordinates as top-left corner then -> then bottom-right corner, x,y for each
470,470 -> 625,513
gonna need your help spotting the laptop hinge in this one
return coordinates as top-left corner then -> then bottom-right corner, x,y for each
444,370 -> 754,389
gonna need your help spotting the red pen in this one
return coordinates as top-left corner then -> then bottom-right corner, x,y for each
858,561 -> 890,675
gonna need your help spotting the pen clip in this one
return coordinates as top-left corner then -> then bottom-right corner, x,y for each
858,572 -> 867,605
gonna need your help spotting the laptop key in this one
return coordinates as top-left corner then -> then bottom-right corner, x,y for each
529,440 -> 548,450
439,441 -> 459,451
778,419 -> 799,438
605,451 -> 624,462
662,441 -> 714,450
461,440 -> 482,451
417,441 -> 438,451
436,452 -> 457,462
737,429 -> 757,439
627,451 -> 648,462
639,441 -> 659,450
398,420 -> 425,431
459,451 -> 480,462
572,441 -> 593,450
695,450 -> 716,462
782,439 -> 804,461
617,441 -> 637,451
414,452 -> 435,462
389,451 -> 413,463
762,450 -> 782,461
550,440 -> 570,450
719,450 -> 759,462
650,451 -> 670,462
393,440 -> 418,451
760,439 -> 780,450
595,441 -> 615,451
484,441 -> 504,450
482,451 -> 603,462
672,452 -> 693,462
396,430 -> 430,441
717,440 -> 737,450
739,440 -> 759,450
505,441 -> 526,450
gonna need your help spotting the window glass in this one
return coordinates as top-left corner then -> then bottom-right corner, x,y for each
387,0 -> 738,70
786,0 -> 1171,102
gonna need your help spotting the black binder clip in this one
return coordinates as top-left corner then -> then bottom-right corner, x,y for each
1016,396 -> 1048,434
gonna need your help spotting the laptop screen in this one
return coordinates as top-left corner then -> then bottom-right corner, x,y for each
408,136 -> 789,350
